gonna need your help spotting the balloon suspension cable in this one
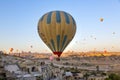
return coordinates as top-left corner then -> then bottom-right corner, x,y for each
56,57 -> 60,61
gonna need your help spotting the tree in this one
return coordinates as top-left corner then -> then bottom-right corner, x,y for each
84,73 -> 89,80
0,78 -> 4,80
101,72 -> 107,76
105,78 -> 112,80
108,73 -> 120,80
50,62 -> 54,67
96,65 -> 99,72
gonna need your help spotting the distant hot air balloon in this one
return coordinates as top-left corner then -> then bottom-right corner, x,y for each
100,18 -> 104,22
38,11 -> 76,60
49,56 -> 54,61
104,50 -> 107,53
30,45 -> 33,48
94,37 -> 96,40
112,32 -> 115,35
10,48 -> 14,53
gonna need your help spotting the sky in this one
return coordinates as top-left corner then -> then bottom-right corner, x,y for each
0,0 -> 120,53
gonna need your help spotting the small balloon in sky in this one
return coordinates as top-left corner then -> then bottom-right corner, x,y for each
112,32 -> 115,35
49,56 -> 54,61
104,50 -> 107,53
94,38 -> 96,40
30,45 -> 33,48
10,48 -> 14,53
100,18 -> 104,22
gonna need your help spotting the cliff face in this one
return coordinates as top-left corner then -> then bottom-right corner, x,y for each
0,55 -> 6,79
4,51 -> 120,59
60,52 -> 120,57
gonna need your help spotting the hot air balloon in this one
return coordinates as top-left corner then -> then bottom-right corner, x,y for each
94,37 -> 96,40
49,56 -> 54,61
38,11 -> 76,60
100,18 -> 104,22
104,50 -> 107,53
90,35 -> 93,38
30,45 -> 33,48
112,32 -> 115,35
10,48 -> 14,53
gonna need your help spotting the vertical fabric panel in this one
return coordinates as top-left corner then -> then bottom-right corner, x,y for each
64,12 -> 70,24
56,11 -> 61,23
61,35 -> 67,50
57,35 -> 60,51
47,12 -> 52,24
51,39 -> 55,51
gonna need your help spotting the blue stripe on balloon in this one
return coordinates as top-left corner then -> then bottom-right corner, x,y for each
62,35 -> 67,48
61,40 -> 70,51
56,11 -> 61,23
47,12 -> 52,24
72,17 -> 75,25
57,35 -> 60,50
64,12 -> 70,24
51,39 -> 55,51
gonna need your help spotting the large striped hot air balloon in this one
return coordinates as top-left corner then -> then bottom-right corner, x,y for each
38,11 -> 76,60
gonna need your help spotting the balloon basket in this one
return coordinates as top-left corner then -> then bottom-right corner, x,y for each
56,57 -> 60,61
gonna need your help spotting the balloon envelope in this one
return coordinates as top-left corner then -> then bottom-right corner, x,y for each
30,45 -> 33,48
104,50 -> 107,53
10,48 -> 14,53
113,32 -> 115,35
38,11 -> 76,57
49,56 -> 54,61
100,18 -> 104,22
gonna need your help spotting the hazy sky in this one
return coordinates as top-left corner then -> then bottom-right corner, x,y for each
0,0 -> 120,53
